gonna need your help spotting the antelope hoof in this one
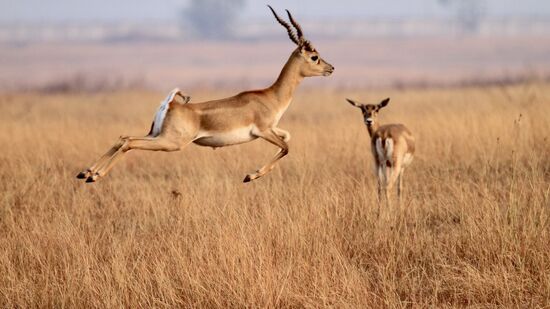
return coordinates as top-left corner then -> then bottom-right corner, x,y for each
243,174 -> 259,183
77,169 -> 92,179
85,173 -> 99,183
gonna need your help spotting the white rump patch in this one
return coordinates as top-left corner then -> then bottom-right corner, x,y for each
385,138 -> 394,160
375,138 -> 385,163
375,137 -> 394,168
150,88 -> 180,137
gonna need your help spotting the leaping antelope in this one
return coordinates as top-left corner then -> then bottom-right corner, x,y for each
76,6 -> 334,183
347,98 -> 415,204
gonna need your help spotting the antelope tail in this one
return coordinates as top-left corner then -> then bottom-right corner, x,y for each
148,88 -> 191,137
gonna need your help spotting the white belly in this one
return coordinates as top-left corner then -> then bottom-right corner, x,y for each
194,126 -> 257,147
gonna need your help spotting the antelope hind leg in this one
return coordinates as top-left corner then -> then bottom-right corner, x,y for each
85,135 -> 186,183
77,136 -> 127,180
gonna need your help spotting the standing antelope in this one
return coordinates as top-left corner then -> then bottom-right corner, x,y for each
347,98 -> 415,204
76,6 -> 334,183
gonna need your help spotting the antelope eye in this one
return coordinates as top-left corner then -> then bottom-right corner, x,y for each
311,56 -> 318,61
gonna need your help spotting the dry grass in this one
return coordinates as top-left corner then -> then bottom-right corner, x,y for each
0,83 -> 549,307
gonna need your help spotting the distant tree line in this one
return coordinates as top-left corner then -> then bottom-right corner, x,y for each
181,0 -> 487,39
438,0 -> 487,34
181,0 -> 246,39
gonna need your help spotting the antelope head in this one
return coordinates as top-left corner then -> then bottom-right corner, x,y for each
347,97 -> 390,127
268,5 -> 334,77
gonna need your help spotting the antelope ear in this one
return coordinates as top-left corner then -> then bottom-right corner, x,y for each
346,98 -> 360,107
378,97 -> 390,108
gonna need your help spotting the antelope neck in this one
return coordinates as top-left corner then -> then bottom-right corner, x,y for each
366,122 -> 379,138
269,51 -> 304,111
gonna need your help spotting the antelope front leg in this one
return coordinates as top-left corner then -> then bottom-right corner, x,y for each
243,128 -> 289,183
272,127 -> 291,143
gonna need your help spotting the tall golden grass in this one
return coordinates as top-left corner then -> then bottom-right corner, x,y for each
0,83 -> 549,307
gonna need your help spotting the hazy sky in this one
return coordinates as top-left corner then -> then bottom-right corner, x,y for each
1,0 -> 549,22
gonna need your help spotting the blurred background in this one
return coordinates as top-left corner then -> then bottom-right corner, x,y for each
1,0 -> 549,92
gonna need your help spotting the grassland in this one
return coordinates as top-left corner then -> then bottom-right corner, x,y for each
0,83 -> 549,307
